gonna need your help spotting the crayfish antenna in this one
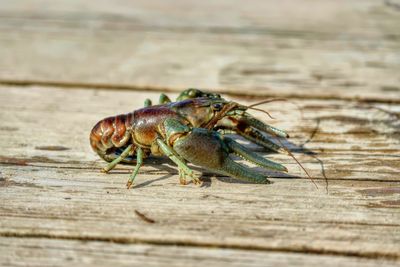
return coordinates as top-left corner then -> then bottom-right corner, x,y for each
247,107 -> 275,119
276,138 -> 318,189
247,98 -> 305,121
247,98 -> 317,188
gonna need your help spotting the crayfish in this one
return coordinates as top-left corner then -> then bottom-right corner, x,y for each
90,89 -> 291,188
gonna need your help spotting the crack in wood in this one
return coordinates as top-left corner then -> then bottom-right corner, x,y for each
1,79 -> 400,104
1,162 -> 400,182
2,12 -> 397,41
0,231 -> 398,260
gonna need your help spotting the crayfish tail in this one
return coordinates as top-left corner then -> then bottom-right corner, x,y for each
89,113 -> 134,162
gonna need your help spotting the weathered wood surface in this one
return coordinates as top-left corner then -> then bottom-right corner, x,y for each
2,238 -> 399,267
1,0 -> 400,266
0,0 -> 400,102
0,86 -> 399,267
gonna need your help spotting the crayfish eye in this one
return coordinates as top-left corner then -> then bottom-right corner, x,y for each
212,103 -> 223,111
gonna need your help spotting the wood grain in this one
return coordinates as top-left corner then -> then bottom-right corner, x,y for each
0,0 -> 399,101
1,1 -> 399,265
0,86 -> 399,266
3,237 -> 400,267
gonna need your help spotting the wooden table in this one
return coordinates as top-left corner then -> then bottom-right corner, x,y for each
1,1 -> 399,266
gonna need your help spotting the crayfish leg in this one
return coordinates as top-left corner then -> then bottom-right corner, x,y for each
102,144 -> 133,173
126,147 -> 144,189
159,93 -> 172,104
156,138 -> 201,185
144,99 -> 152,107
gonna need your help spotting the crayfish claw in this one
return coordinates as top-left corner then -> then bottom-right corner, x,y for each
169,124 -> 278,184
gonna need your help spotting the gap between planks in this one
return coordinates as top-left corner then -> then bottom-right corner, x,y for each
1,162 -> 400,183
1,79 -> 400,104
1,231 -> 399,261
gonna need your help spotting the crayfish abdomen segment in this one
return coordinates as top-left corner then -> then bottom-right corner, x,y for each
89,113 -> 134,161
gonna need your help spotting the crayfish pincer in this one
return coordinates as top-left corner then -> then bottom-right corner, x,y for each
160,118 -> 287,185
90,91 -> 290,188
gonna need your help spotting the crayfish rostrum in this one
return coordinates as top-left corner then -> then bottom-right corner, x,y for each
90,89 -> 290,188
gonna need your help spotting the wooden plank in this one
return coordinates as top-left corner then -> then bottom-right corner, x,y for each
0,1 -> 399,101
1,1 -> 399,265
1,86 -> 399,181
1,237 -> 400,267
0,86 -> 399,265
2,164 -> 400,257
1,0 -> 399,34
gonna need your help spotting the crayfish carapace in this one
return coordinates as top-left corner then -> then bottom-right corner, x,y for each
90,89 -> 291,188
